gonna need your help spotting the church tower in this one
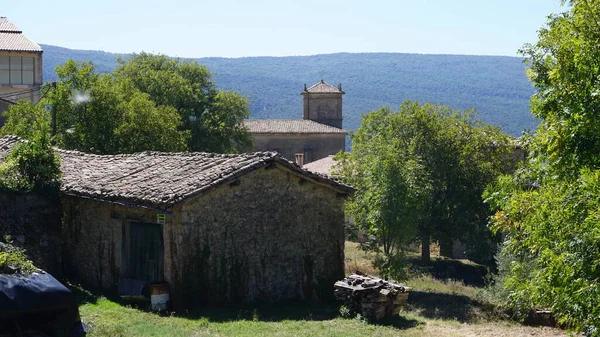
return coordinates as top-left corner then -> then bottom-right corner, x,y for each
301,80 -> 344,129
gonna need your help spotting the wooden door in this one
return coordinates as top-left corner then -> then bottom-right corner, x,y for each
129,222 -> 164,283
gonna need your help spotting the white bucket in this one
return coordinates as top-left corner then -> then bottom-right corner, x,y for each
150,283 -> 169,310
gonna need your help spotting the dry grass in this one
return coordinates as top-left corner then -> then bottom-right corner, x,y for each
344,241 -> 380,276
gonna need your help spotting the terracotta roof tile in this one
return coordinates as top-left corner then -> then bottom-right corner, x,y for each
0,18 -> 42,52
304,80 -> 343,94
0,136 -> 353,209
243,119 -> 347,134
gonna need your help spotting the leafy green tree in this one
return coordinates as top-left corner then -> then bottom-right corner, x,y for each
339,101 -> 511,265
337,106 -> 431,259
1,55 -> 250,155
115,53 -> 252,153
0,120 -> 61,193
485,1 -> 600,332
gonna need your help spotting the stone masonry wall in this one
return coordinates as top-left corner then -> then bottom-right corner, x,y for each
303,93 -> 343,128
62,197 -> 171,289
252,134 -> 345,164
0,192 -> 62,274
170,166 -> 346,308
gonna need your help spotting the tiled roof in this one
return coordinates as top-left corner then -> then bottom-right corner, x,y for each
304,80 -> 343,94
0,136 -> 353,209
243,119 -> 347,134
0,17 -> 42,52
303,155 -> 338,176
0,17 -> 20,32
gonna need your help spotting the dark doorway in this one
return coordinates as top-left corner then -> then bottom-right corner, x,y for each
129,222 -> 164,283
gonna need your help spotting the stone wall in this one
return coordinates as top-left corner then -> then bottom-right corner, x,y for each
0,191 -> 62,274
303,93 -> 343,128
61,165 -> 346,310
62,197 -> 168,289
170,165 -> 346,308
252,134 -> 346,164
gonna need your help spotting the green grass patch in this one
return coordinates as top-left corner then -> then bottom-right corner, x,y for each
75,242 -> 567,336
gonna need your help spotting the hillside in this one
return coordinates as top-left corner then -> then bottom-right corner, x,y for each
41,44 -> 537,136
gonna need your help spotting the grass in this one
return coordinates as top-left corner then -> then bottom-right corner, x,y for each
77,241 -> 569,337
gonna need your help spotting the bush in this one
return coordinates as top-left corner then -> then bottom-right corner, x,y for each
0,132 -> 61,193
0,236 -> 39,275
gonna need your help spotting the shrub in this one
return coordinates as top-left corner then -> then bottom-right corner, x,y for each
0,131 -> 61,193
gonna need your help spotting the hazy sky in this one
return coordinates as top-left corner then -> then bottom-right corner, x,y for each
6,0 -> 566,58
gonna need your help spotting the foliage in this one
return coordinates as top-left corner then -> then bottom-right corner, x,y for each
519,0 -> 600,173
2,55 -> 251,154
336,104 -> 430,258
338,101 -> 511,263
0,236 -> 40,275
0,122 -> 61,193
485,1 -> 600,333
373,252 -> 409,281
115,53 -> 252,153
486,167 -> 600,330
42,44 -> 537,139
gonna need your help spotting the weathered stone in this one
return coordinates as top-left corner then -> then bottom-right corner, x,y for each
62,166 -> 347,310
0,191 -> 62,275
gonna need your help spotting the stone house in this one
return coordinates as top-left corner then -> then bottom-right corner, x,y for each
0,136 -> 353,309
0,17 -> 43,108
244,80 -> 347,165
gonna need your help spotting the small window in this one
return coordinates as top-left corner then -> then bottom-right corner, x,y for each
0,56 -> 9,84
22,57 -> 34,85
22,57 -> 34,70
9,57 -> 22,85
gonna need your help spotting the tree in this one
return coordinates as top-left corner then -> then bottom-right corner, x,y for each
0,118 -> 61,193
1,55 -> 251,155
115,53 -> 252,153
485,1 -> 600,332
337,106 -> 431,259
339,101 -> 511,266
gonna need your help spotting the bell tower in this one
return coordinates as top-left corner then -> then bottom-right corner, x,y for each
301,80 -> 344,129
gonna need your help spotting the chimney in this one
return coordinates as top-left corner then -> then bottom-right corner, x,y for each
295,153 -> 304,166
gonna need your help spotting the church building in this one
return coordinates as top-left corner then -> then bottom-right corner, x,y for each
243,80 -> 347,165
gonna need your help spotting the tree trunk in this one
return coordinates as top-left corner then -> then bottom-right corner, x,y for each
421,235 -> 431,262
439,238 -> 453,258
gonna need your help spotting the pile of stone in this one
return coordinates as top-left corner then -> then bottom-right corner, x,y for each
334,274 -> 410,321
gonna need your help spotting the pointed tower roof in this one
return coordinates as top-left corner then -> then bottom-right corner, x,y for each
303,80 -> 344,94
0,17 -> 42,52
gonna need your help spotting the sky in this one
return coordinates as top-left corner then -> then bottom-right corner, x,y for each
6,0 -> 567,58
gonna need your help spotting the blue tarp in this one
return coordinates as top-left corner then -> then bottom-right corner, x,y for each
0,273 -> 84,336
0,273 -> 71,316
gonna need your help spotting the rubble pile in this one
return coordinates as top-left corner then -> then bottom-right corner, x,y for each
334,274 -> 410,320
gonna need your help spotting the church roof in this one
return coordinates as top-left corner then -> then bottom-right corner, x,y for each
304,80 -> 344,94
243,119 -> 347,135
0,17 -> 42,52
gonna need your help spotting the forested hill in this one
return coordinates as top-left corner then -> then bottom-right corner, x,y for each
41,44 -> 536,136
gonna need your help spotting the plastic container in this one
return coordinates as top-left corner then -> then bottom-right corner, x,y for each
149,283 -> 169,310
